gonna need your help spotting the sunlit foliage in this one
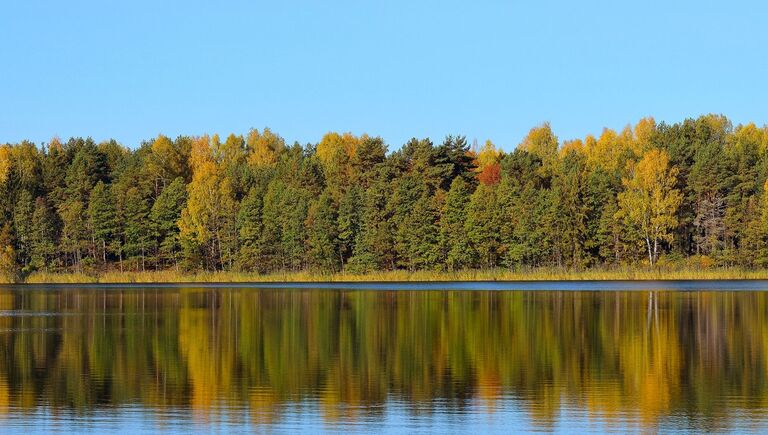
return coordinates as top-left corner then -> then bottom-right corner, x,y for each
1,114 -> 768,277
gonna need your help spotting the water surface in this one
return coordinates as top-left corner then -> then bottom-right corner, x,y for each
0,281 -> 767,433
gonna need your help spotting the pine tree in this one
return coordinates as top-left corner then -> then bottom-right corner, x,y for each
466,183 -> 502,269
13,190 -> 34,269
391,175 -> 426,269
88,181 -> 119,266
404,192 -> 441,270
337,186 -> 362,268
280,186 -> 308,271
150,177 -> 187,269
441,177 -> 473,270
258,179 -> 310,271
0,223 -> 16,282
58,199 -> 87,270
306,192 -> 340,271
30,197 -> 57,271
349,182 -> 393,273
499,150 -> 549,268
236,187 -> 264,272
259,180 -> 286,271
123,187 -> 152,271
550,150 -> 589,268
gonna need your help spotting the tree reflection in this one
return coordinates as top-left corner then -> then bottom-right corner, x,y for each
0,288 -> 765,431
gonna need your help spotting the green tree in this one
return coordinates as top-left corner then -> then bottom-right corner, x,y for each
259,180 -> 309,271
30,197 -> 57,271
349,181 -> 394,273
13,190 -> 34,269
88,181 -> 120,266
550,150 -> 589,268
337,186 -> 362,267
499,150 -> 550,267
0,223 -> 16,281
150,177 -> 187,269
236,187 -> 264,272
441,177 -> 473,270
306,192 -> 340,271
123,187 -> 152,271
466,183 -> 502,268
58,198 -> 87,270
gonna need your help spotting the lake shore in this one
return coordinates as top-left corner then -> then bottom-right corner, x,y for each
7,267 -> 768,284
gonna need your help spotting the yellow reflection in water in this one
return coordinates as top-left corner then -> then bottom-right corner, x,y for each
0,288 -> 764,431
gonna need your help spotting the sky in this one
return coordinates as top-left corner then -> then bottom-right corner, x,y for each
1,0 -> 767,151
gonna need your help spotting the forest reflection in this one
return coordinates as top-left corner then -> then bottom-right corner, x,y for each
0,288 -> 766,431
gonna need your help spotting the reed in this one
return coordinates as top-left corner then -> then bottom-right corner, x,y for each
15,266 -> 768,284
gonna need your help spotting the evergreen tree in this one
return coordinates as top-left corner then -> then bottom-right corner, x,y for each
259,180 -> 310,271
441,177 -> 473,270
550,151 -> 589,268
123,187 -> 152,270
584,167 -> 619,263
390,175 -> 426,268
30,197 -> 57,271
466,183 -> 502,269
150,177 -> 187,269
236,187 -> 264,272
306,192 -> 340,271
259,180 -> 285,272
349,181 -> 393,272
13,190 -> 34,269
280,186 -> 309,271
0,223 -> 16,281
337,185 -> 362,267
88,181 -> 120,266
500,150 -> 549,267
58,199 -> 87,270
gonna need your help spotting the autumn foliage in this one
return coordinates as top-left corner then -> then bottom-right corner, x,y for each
0,114 -> 767,277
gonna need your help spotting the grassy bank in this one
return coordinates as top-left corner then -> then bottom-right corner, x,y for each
6,267 -> 768,284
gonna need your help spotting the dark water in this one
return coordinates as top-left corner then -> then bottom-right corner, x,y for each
1,281 -> 768,433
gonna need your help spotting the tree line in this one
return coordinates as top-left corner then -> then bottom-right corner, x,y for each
1,114 -> 768,277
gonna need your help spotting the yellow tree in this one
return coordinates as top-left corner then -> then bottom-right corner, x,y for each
316,132 -> 361,198
0,224 -> 15,282
586,127 -> 629,174
633,116 -> 656,154
179,136 -> 238,269
0,145 -> 10,185
475,139 -> 502,168
147,134 -> 189,190
519,122 -> 558,164
616,149 -> 682,266
475,140 -> 503,185
246,127 -> 285,167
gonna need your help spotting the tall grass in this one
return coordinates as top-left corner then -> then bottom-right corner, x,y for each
17,266 -> 768,284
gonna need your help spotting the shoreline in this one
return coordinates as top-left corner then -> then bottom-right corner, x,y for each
5,267 -> 768,284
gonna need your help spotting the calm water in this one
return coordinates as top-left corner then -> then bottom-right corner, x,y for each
1,281 -> 768,433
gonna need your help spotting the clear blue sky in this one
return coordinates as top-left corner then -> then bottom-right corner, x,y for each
2,1 -> 767,151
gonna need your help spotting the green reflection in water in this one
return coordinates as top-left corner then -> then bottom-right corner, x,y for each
0,288 -> 766,431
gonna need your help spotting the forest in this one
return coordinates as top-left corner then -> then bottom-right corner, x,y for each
1,114 -> 768,279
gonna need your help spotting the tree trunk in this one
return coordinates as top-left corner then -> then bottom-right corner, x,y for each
645,236 -> 654,266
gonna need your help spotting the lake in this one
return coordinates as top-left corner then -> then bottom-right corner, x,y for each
1,281 -> 768,433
